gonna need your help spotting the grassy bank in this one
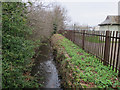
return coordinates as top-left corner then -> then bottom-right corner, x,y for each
51,34 -> 120,88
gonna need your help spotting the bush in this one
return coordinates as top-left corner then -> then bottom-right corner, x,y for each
2,2 -> 39,88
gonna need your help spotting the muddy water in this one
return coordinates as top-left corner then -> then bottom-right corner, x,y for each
31,41 -> 61,88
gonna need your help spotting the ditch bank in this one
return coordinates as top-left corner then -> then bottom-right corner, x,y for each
51,35 -> 84,88
50,34 -> 119,88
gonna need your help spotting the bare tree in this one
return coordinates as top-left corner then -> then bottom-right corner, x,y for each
51,4 -> 68,33
27,1 -> 69,40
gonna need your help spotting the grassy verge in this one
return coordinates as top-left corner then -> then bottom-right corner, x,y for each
52,34 -> 120,88
75,34 -> 104,43
85,36 -> 103,43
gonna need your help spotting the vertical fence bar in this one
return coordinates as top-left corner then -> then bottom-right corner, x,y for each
110,31 -> 115,67
74,29 -> 75,43
104,31 -> 111,65
68,30 -> 70,40
118,33 -> 120,77
113,31 -> 118,71
102,31 -> 104,60
71,30 -> 72,40
102,31 -> 105,62
117,36 -> 120,78
89,31 -> 91,53
65,30 -> 67,38
100,31 -> 103,62
70,31 -> 71,40
97,31 -> 99,57
98,31 -> 100,57
116,32 -> 120,72
82,30 -> 85,50
79,31 -> 82,48
88,30 -> 89,52
72,30 -> 73,41
93,31 -> 96,55
100,32 -> 102,59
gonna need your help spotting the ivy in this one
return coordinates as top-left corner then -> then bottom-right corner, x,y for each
2,2 -> 39,88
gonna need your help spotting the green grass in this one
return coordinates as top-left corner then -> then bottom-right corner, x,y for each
85,36 -> 103,43
55,34 -> 120,88
75,34 -> 104,43
85,36 -> 118,43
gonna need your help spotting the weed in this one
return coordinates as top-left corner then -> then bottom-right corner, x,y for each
54,34 -> 119,88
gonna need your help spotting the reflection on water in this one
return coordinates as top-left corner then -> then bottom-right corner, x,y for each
31,41 -> 61,88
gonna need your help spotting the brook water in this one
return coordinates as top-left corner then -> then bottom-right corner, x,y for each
31,41 -> 61,88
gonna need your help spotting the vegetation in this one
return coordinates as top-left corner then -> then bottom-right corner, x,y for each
27,2 -> 68,40
3,0 -> 119,89
2,2 -> 41,88
75,33 -> 104,43
53,34 -> 120,88
85,36 -> 104,43
2,1 -> 68,88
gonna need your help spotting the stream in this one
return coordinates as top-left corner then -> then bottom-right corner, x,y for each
31,41 -> 61,88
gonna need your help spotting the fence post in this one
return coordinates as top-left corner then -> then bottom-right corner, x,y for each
118,33 -> 120,77
82,30 -> 85,50
72,30 -> 73,41
74,30 -> 75,43
104,31 -> 111,65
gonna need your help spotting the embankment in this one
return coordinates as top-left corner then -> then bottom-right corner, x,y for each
50,34 -> 119,88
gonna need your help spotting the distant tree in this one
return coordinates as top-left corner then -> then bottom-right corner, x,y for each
52,4 -> 68,33
27,2 -> 53,39
27,2 -> 69,39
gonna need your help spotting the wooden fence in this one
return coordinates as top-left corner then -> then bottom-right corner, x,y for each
58,30 -> 120,77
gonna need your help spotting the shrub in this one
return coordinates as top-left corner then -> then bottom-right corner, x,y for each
2,2 -> 39,88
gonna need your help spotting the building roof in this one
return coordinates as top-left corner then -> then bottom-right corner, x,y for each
99,15 -> 120,26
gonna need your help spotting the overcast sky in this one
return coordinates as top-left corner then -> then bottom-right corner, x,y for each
61,2 -> 118,26
44,0 -> 119,26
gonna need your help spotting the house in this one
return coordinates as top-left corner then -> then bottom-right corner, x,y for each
93,26 -> 100,31
98,15 -> 120,31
